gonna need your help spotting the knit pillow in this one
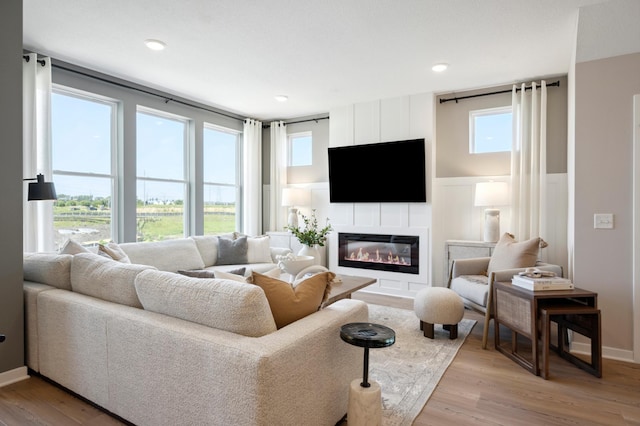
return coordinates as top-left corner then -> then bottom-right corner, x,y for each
250,271 -> 334,328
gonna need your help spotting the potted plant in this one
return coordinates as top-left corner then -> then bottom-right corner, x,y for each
285,209 -> 333,262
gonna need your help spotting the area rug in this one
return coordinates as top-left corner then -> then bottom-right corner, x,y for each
366,304 -> 476,426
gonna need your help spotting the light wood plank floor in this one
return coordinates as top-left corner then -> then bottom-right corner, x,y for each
1,292 -> 639,426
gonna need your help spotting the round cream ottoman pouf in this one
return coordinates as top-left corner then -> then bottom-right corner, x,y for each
414,287 -> 464,339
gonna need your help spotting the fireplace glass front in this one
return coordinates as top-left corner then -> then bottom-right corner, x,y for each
338,233 -> 419,274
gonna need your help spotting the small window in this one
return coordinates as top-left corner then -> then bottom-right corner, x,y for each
470,107 -> 512,153
288,132 -> 312,166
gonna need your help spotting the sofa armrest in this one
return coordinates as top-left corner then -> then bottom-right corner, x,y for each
450,257 -> 491,281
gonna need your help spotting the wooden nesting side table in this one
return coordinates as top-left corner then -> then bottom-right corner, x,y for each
493,281 -> 600,378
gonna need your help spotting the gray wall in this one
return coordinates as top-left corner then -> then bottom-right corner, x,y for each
574,52 -> 640,351
436,76 -> 568,178
0,0 -> 25,375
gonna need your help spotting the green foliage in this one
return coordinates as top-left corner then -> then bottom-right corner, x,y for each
285,209 -> 332,247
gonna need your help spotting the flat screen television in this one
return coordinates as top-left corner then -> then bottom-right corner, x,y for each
328,138 -> 427,203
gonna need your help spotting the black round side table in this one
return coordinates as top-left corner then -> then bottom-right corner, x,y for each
340,322 -> 395,388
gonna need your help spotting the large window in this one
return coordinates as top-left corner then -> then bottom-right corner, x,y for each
469,106 -> 512,153
203,125 -> 241,234
288,131 -> 312,166
136,109 -> 188,241
51,88 -> 116,249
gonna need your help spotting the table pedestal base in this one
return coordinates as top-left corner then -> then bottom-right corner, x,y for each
348,378 -> 381,426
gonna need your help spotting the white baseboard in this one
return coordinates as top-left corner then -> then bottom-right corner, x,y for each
0,366 -> 30,388
571,341 -> 635,363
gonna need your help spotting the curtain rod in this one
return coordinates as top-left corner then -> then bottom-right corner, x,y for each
23,54 -> 245,122
439,80 -> 560,104
262,116 -> 329,129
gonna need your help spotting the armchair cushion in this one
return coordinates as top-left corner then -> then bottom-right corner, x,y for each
450,275 -> 489,306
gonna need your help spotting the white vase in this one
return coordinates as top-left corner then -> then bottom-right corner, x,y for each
298,244 -> 320,265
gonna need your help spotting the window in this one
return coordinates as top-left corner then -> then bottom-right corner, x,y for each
203,125 -> 241,234
288,132 -> 312,166
136,109 -> 188,241
469,107 -> 512,153
51,88 -> 116,250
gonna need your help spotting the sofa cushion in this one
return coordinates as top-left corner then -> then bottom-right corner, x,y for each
71,252 -> 155,308
98,242 -> 131,263
23,253 -> 73,290
119,238 -> 205,272
190,232 -> 236,267
450,275 -> 489,307
250,271 -> 334,328
247,235 -> 273,263
217,236 -> 248,265
487,233 -> 542,276
134,269 -> 277,337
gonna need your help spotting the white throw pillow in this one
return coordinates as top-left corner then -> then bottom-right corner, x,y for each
247,235 -> 273,263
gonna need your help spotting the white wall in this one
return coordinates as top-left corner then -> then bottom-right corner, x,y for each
327,94 -> 434,298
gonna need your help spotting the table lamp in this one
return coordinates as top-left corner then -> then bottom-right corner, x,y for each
281,187 -> 310,229
474,181 -> 508,242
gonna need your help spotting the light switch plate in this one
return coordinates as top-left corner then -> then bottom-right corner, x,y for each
594,213 -> 614,229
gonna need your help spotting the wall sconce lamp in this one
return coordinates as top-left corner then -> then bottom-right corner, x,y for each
282,187 -> 310,229
474,181 -> 508,242
24,173 -> 57,201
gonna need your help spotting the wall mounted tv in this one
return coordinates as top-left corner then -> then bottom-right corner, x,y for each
328,138 -> 427,203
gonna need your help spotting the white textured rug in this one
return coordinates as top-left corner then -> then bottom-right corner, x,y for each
366,304 -> 476,426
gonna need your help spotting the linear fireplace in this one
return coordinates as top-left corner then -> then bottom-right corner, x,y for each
338,233 -> 419,274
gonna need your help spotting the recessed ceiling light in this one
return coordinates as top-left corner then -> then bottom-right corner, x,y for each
145,39 -> 166,51
432,63 -> 448,72
275,95 -> 288,102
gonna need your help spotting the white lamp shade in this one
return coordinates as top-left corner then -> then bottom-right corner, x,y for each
474,182 -> 509,207
282,188 -> 311,207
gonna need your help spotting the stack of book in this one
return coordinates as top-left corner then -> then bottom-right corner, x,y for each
511,275 -> 574,291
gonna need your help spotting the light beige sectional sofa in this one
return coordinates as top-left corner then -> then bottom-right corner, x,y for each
23,235 -> 369,426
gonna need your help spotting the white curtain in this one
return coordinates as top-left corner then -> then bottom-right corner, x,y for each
269,121 -> 287,231
511,81 -> 547,242
243,118 -> 262,236
23,53 -> 54,253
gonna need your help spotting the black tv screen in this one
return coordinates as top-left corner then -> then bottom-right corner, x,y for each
328,138 -> 427,203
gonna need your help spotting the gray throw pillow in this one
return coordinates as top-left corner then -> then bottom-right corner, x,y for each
178,267 -> 245,278
216,236 -> 248,265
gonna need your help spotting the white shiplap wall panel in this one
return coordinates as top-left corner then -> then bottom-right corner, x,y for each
381,97 -> 411,141
354,101 -> 381,144
380,203 -> 409,228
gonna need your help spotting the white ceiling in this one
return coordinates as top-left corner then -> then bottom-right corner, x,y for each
23,0 -> 611,121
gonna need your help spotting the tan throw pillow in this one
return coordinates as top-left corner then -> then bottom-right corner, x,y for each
98,242 -> 131,263
487,233 -> 543,275
250,271 -> 334,329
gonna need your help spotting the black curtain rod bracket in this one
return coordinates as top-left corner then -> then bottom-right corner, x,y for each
22,55 -> 46,67
439,80 -> 560,104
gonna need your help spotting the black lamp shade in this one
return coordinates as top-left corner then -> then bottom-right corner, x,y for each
27,174 -> 57,201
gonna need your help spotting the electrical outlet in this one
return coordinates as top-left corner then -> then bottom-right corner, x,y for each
594,213 -> 614,229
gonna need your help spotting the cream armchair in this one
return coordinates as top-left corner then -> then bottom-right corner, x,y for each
448,257 -> 563,349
